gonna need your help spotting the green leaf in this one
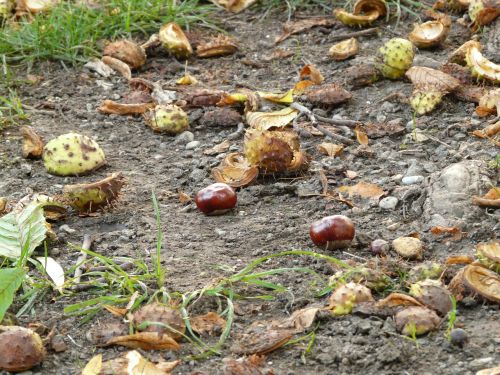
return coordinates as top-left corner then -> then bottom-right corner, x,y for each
0,267 -> 26,322
0,202 -> 47,259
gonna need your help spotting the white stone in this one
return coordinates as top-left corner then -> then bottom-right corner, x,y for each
379,196 -> 399,210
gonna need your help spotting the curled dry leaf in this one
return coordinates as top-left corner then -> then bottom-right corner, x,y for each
338,181 -> 384,199
445,254 -> 474,265
395,306 -> 441,336
176,73 -> 198,85
293,80 -> 316,95
472,186 -> 500,208
101,350 -> 180,375
408,20 -> 449,49
469,0 -> 500,27
210,0 -> 257,13
204,140 -> 231,155
329,38 -> 360,61
190,312 -> 226,336
476,240 -> 500,273
21,126 -> 44,159
465,41 -> 500,83
273,306 -> 320,333
300,64 -> 324,84
257,90 -> 294,104
132,302 -> 185,340
222,355 -> 272,375
159,22 -> 193,59
449,264 -> 500,303
476,88 -> 500,117
63,172 -> 126,215
196,35 -> 238,58
104,332 -> 180,351
103,40 -> 146,69
304,84 -> 352,107
275,17 -> 336,44
246,107 -> 298,130
354,125 -> 369,145
36,256 -> 64,292
231,327 -> 295,355
103,305 -> 129,318
102,56 -> 132,80
317,142 -> 344,157
430,225 -> 463,240
99,100 -> 155,115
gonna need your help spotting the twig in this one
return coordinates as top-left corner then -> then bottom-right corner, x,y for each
472,196 -> 500,208
329,28 -> 379,42
290,102 -> 354,145
73,234 -> 92,284
228,122 -> 245,140
313,113 -> 361,128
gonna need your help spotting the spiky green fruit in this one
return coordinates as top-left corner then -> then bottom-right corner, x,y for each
376,38 -> 415,79
42,133 -> 105,176
329,282 -> 374,316
408,262 -> 443,284
144,104 -> 189,134
410,90 -> 444,115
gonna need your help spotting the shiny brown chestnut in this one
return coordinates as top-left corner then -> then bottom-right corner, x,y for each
195,183 -> 237,215
310,215 -> 355,250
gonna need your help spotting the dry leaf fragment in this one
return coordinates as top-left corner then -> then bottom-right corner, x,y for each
222,355 -> 273,375
354,125 -> 369,145
338,181 -> 384,199
36,257 -> 64,292
99,100 -> 155,115
231,328 -> 295,355
293,80 -> 316,95
472,187 -> 500,208
406,66 -> 461,92
246,107 -> 298,130
329,38 -> 360,61
275,17 -> 336,44
103,305 -> 129,318
430,226 -> 463,240
300,64 -> 324,84
204,140 -> 231,155
82,354 -> 102,375
210,0 -> 257,12
190,312 -> 226,336
305,84 -> 352,107
21,126 -> 44,159
476,89 -> 500,117
104,332 -> 180,351
101,350 -> 180,375
445,255 -> 474,265
196,35 -> 238,58
103,40 -> 146,69
317,143 -> 344,157
257,90 -> 294,104
273,306 -> 320,333
102,56 -> 132,80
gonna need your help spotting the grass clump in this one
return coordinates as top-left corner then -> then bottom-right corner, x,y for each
0,0 -> 215,65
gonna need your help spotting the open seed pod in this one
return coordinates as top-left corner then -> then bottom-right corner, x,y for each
406,66 -> 460,115
103,40 -> 146,69
449,264 -> 500,302
476,240 -> 500,273
62,172 -> 126,214
287,150 -> 310,173
212,152 -> 259,188
0,326 -> 46,372
132,302 -> 185,340
42,133 -> 106,176
244,129 -> 300,174
408,20 -> 449,49
477,88 -> 500,116
335,0 -> 387,27
144,104 -> 189,134
196,35 -> 238,58
465,41 -> 500,83
16,193 -> 67,221
329,38 -> 360,61
469,0 -> 500,27
159,22 -> 193,59
395,306 -> 441,336
329,282 -> 374,316
409,279 -> 453,316
16,0 -> 58,13
376,38 -> 415,79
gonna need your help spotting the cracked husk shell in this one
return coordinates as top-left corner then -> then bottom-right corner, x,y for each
465,42 -> 500,83
42,133 -> 106,176
63,172 -> 126,214
449,264 -> 500,303
0,326 -> 46,372
395,306 -> 441,336
132,303 -> 185,340
17,0 -> 57,13
408,20 -> 449,48
477,88 -> 500,116
329,38 -> 360,61
328,282 -> 374,316
103,40 -> 146,69
244,129 -> 294,174
469,0 -> 500,26
409,279 -> 453,316
476,240 -> 500,273
353,0 -> 387,15
144,104 -> 189,134
334,8 -> 380,26
196,35 -> 238,58
410,90 -> 445,115
376,38 -> 415,79
212,153 -> 259,188
159,22 -> 193,58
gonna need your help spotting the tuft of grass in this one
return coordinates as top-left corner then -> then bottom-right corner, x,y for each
0,56 -> 28,128
445,295 -> 457,340
0,0 -> 216,65
151,190 -> 166,289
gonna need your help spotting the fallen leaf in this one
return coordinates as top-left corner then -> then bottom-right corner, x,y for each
317,142 -> 344,157
445,255 -> 474,265
99,100 -> 154,115
36,256 -> 64,292
338,181 -> 384,199
190,312 -> 226,336
262,48 -> 294,62
210,0 -> 257,12
273,306 -> 320,332
21,126 -> 44,159
176,73 -> 198,85
430,226 -> 463,241
103,305 -> 129,317
305,84 -> 352,107
472,121 -> 500,139
246,107 -> 298,130
196,35 -> 238,58
222,355 -> 273,375
204,140 -> 231,155
178,192 -> 192,204
102,56 -> 132,80
275,17 -> 336,44
104,332 -> 181,350
101,350 -> 180,375
292,80 -> 316,95
300,64 -> 324,84
257,90 -> 294,104
82,354 -> 102,375
354,125 -> 369,145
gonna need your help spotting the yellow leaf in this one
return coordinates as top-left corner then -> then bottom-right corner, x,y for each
293,80 -> 315,95
354,125 -> 369,145
317,142 -> 343,157
246,107 -> 298,130
81,354 -> 102,375
176,73 -> 198,85
257,89 -> 294,104
300,64 -> 324,84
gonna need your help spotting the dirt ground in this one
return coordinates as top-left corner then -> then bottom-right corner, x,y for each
1,5 -> 499,375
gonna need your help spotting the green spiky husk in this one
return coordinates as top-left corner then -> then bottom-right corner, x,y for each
145,105 -> 189,134
410,90 -> 444,115
376,38 -> 415,79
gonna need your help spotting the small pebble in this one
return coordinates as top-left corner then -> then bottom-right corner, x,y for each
185,141 -> 200,150
379,196 -> 398,210
50,334 -> 67,352
392,236 -> 423,260
402,175 -> 424,185
175,131 -> 194,144
59,224 -> 75,234
449,328 -> 468,348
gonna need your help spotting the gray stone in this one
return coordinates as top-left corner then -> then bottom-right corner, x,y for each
59,224 -> 75,234
189,168 -> 206,183
379,196 -> 398,210
185,140 -> 200,150
175,131 -> 194,144
402,175 -> 424,185
469,357 -> 494,369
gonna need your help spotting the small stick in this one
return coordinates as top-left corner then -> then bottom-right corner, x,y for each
227,122 -> 245,140
73,234 -> 92,284
314,113 -> 361,128
329,27 -> 379,42
472,196 -> 500,208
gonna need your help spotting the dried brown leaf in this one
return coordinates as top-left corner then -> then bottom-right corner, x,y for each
445,255 -> 474,265
104,332 -> 180,351
338,181 -> 384,199
178,192 -> 191,204
317,143 -> 344,157
300,64 -> 324,84
430,226 -> 463,241
354,125 -> 369,145
204,140 -> 231,155
196,35 -> 238,58
21,126 -> 44,159
190,312 -> 226,336
406,66 -> 460,93
272,306 -> 320,333
275,17 -> 336,44
99,100 -> 155,115
103,305 -> 129,317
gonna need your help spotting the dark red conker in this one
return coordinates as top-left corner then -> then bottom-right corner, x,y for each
195,183 -> 237,215
309,215 -> 355,250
